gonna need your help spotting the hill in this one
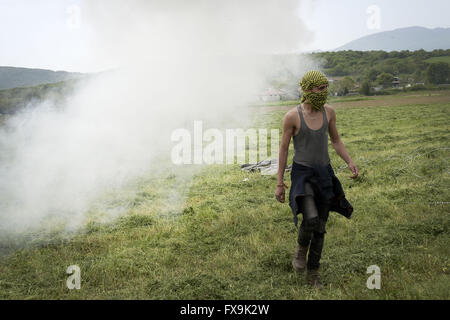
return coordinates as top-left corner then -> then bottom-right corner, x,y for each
335,26 -> 450,52
310,49 -> 450,84
0,66 -> 85,90
0,80 -> 79,114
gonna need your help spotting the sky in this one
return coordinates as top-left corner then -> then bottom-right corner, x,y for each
300,0 -> 450,52
0,0 -> 449,72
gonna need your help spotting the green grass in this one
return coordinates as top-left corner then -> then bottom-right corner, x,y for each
425,56 -> 450,64
250,96 -> 375,107
0,99 -> 449,299
328,96 -> 374,103
250,99 -> 301,107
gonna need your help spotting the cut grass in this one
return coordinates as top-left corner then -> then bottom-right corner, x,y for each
250,95 -> 375,107
0,99 -> 449,299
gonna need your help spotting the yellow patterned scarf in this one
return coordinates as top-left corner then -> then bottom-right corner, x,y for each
300,70 -> 329,110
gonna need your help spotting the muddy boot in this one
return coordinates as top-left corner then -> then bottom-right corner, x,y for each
306,269 -> 322,289
292,244 -> 308,273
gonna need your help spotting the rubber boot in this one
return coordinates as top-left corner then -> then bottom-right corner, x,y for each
306,269 -> 322,289
292,244 -> 308,273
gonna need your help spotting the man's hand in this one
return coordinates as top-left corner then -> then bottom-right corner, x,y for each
348,161 -> 359,179
275,183 -> 289,203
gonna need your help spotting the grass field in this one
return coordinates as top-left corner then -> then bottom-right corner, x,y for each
251,90 -> 450,108
425,56 -> 450,64
0,92 -> 449,299
251,95 -> 375,107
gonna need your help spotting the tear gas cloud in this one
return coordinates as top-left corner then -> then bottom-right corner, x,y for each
0,0 -> 318,235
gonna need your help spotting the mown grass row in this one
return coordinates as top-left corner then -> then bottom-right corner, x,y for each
0,101 -> 449,299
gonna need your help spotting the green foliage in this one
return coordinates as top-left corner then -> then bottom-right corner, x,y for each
339,76 -> 355,95
329,76 -> 356,96
312,49 -> 450,84
0,66 -> 84,90
360,80 -> 372,96
424,56 -> 450,64
365,68 -> 380,81
426,62 -> 450,85
377,73 -> 395,88
0,80 -> 79,114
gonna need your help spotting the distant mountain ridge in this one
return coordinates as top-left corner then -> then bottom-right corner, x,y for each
335,26 -> 450,52
0,66 -> 85,90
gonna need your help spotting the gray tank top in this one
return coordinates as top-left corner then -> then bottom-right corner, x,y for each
293,105 -> 330,167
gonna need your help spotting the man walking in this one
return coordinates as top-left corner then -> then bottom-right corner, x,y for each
275,70 -> 358,289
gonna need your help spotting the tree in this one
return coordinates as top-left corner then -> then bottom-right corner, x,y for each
335,76 -> 355,96
377,73 -> 394,88
329,63 -> 350,76
426,62 -> 450,85
413,69 -> 425,83
360,80 -> 372,96
396,61 -> 410,74
369,68 -> 380,81
328,82 -> 338,97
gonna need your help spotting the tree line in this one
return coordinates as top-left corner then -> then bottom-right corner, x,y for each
0,80 -> 78,114
311,49 -> 450,96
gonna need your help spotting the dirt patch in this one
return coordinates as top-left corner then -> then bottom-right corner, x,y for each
333,93 -> 450,109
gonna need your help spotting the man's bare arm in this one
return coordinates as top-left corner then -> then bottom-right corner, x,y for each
327,105 -> 359,178
276,110 -> 296,202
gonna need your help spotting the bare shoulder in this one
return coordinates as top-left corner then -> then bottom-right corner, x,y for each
282,106 -> 300,136
324,103 -> 336,113
324,103 -> 336,120
283,106 -> 299,123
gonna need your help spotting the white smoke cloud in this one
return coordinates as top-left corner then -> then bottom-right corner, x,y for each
0,0 -> 317,236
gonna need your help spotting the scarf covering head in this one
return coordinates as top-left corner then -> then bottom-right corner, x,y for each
300,70 -> 329,110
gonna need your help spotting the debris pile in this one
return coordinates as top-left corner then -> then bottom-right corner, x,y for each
240,159 -> 292,175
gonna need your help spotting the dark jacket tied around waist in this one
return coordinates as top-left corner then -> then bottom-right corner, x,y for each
289,161 -> 353,226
